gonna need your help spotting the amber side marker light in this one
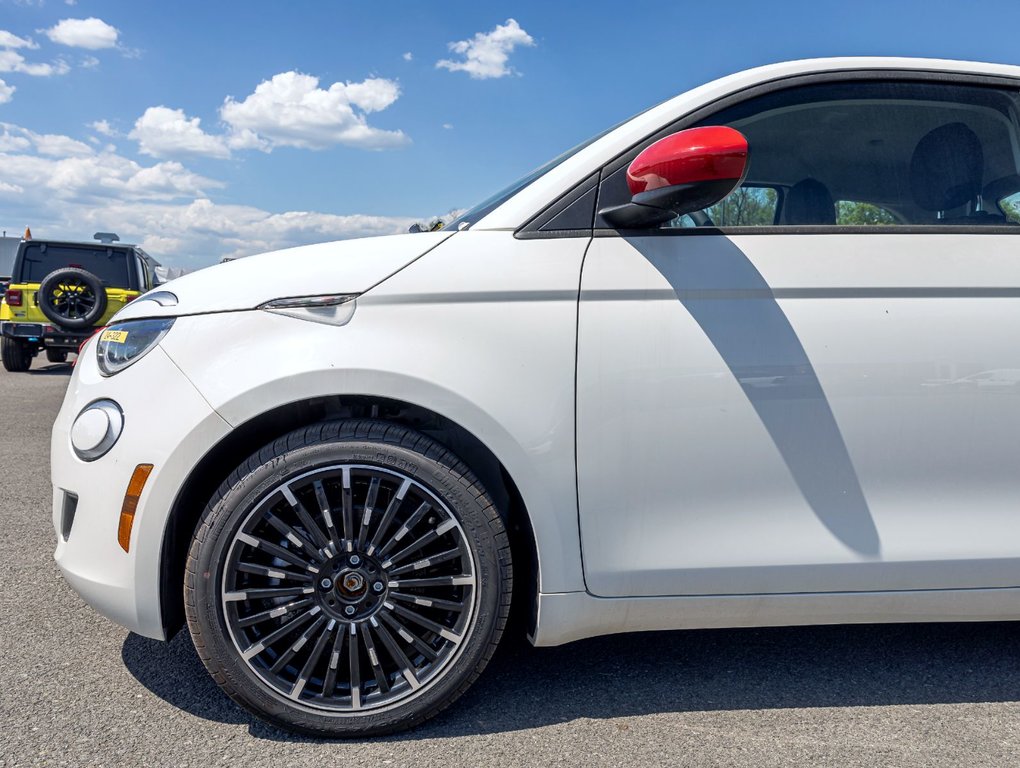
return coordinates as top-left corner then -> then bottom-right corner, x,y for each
118,464 -> 154,552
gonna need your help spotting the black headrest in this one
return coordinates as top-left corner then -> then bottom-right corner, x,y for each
909,122 -> 983,212
785,178 -> 835,225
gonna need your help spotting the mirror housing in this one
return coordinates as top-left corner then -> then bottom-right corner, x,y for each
599,126 -> 749,228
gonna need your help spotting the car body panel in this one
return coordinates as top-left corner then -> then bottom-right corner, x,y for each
114,231 -> 454,321
159,231 -> 588,595
51,339 -> 230,638
4,281 -> 140,325
577,233 -> 1020,597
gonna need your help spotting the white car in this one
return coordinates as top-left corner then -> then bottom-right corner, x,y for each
52,57 -> 1020,737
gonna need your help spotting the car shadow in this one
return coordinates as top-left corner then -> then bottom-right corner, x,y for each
28,361 -> 73,376
628,235 -> 880,556
122,620 -> 1020,742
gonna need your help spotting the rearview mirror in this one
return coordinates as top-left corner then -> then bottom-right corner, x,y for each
599,126 -> 749,228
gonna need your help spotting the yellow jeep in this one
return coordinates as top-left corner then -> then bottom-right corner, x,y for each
0,234 -> 162,372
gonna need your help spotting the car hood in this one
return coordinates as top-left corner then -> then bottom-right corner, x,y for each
112,231 -> 454,321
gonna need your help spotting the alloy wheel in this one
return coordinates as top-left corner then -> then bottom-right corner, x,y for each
220,464 -> 477,713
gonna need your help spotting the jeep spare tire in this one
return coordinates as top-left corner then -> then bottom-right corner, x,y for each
38,268 -> 108,330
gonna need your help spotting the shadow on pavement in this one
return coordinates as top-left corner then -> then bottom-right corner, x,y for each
122,620 -> 1020,742
28,362 -> 73,376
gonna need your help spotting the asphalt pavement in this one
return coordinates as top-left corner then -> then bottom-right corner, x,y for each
2,355 -> 1019,767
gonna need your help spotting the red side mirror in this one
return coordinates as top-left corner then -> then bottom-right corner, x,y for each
627,126 -> 749,195
600,126 -> 750,228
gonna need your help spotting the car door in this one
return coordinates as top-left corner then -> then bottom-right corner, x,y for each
577,73 -> 1020,597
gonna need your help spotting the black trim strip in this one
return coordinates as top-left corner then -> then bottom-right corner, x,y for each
581,287 -> 1020,301
594,225 -> 1020,237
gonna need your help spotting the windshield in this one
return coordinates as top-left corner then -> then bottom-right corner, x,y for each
445,121 -> 627,231
17,243 -> 135,288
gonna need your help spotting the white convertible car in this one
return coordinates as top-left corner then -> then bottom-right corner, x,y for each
52,57 -> 1020,736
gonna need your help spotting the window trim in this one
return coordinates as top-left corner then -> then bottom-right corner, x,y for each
593,68 -> 1020,237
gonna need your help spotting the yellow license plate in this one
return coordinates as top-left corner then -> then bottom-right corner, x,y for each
100,329 -> 129,343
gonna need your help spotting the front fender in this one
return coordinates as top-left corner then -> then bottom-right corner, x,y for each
159,303 -> 584,595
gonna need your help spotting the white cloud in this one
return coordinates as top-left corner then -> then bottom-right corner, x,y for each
32,132 -> 93,157
80,55 -> 100,68
0,30 -> 38,49
44,17 -> 119,50
442,123 -> 453,130
342,77 -> 400,113
220,71 -> 407,150
0,49 -> 70,76
0,121 -> 219,199
90,119 -> 117,137
436,19 -> 534,80
0,78 -> 13,104
0,119 -> 421,266
402,52 -> 412,61
0,124 -> 31,151
129,106 -> 230,159
100,198 -> 417,263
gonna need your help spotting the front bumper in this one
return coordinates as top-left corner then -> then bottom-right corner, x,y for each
51,337 -> 230,638
2,320 -> 92,349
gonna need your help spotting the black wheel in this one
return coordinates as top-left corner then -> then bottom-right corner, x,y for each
45,349 -> 68,364
38,268 -> 107,330
185,420 -> 512,737
1,337 -> 33,372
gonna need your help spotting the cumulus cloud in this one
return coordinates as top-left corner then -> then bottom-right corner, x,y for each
220,72 -> 407,150
0,30 -> 38,49
0,49 -> 70,76
32,132 -> 93,157
0,119 -> 420,266
436,19 -> 534,79
0,121 -> 219,200
43,17 -> 119,50
96,198 -> 417,263
129,106 -> 230,159
402,52 -> 412,61
0,78 -> 13,104
90,119 -> 117,136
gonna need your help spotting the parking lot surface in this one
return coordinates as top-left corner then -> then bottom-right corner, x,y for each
2,357 -> 1019,767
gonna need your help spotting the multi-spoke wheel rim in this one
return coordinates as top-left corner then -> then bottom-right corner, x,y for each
49,279 -> 97,320
221,464 -> 477,714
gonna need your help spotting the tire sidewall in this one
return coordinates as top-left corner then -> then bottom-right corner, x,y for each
189,434 -> 506,736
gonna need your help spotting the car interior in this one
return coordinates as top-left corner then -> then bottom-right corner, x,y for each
693,81 -> 1020,226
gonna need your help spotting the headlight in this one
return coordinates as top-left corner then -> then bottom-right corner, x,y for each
96,318 -> 175,376
259,294 -> 357,326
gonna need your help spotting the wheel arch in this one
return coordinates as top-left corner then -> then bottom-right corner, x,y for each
158,394 -> 540,640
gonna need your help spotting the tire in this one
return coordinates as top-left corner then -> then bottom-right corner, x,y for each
185,420 -> 512,737
1,337 -> 33,372
38,268 -> 108,330
45,349 -> 68,363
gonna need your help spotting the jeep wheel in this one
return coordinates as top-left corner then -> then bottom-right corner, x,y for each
1,337 -> 33,372
38,268 -> 108,330
45,349 -> 69,364
185,420 -> 512,737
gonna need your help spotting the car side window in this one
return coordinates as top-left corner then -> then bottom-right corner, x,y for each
835,200 -> 899,225
999,190 -> 1020,223
670,186 -> 780,228
599,79 -> 1020,229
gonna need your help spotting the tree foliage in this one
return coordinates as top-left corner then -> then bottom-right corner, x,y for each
836,201 -> 897,225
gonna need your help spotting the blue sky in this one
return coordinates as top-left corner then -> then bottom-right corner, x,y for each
2,0 -> 1020,266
